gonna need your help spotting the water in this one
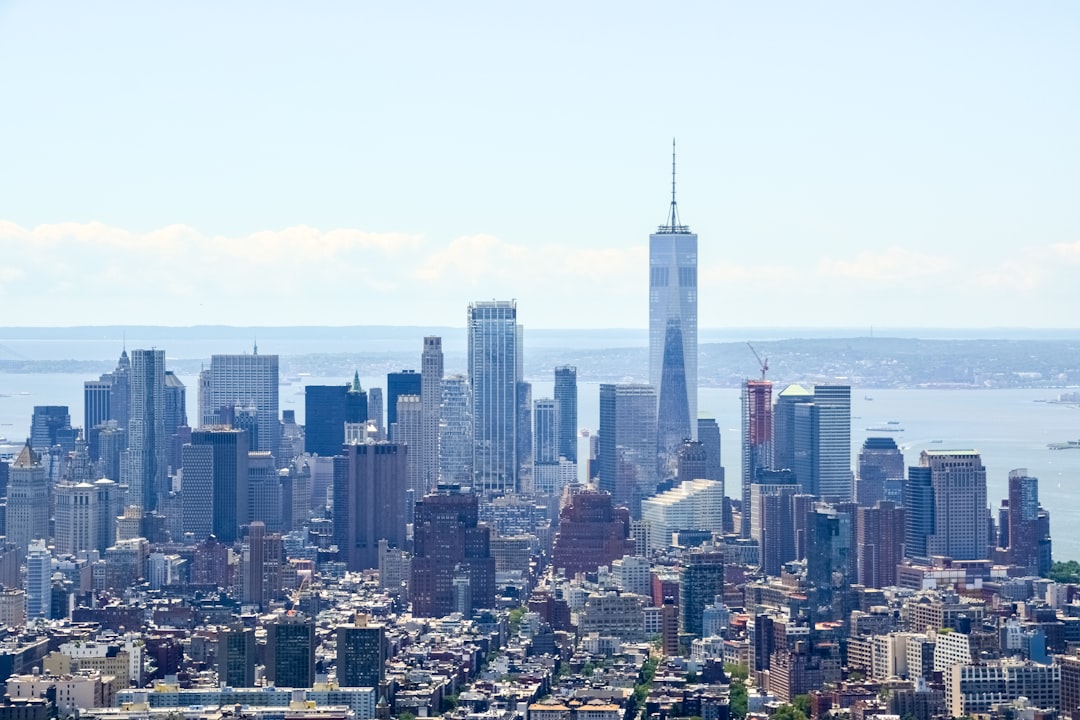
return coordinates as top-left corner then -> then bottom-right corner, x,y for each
3,373 -> 1079,559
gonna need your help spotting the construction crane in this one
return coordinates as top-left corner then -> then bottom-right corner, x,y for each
746,342 -> 768,381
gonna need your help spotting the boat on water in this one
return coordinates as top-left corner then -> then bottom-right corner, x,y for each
1048,440 -> 1080,450
867,426 -> 904,432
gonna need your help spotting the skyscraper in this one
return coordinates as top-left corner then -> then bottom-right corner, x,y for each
332,440 -> 408,572
54,481 -> 99,556
772,384 -> 813,472
186,427 -> 250,544
84,380 -> 112,436
204,350 -> 280,461
5,442 -> 48,555
421,337 -> 444,491
1005,469 -> 1049,575
856,437 -> 905,507
265,614 -> 316,689
29,405 -> 72,455
553,366 -> 577,463
467,300 -> 520,495
386,370 -> 421,439
649,142 -> 697,439
792,385 -> 852,502
129,349 -> 167,512
680,547 -> 725,637
439,375 -> 473,487
218,625 -> 256,688
411,486 -> 495,616
696,418 -> 723,484
598,383 -> 658,516
856,500 -> 906,589
337,616 -> 386,687
394,394 -> 423,497
304,384 -> 367,457
740,379 -> 773,538
911,450 -> 989,561
657,319 -> 692,479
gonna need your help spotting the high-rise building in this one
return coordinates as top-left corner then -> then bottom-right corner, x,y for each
657,319 -> 692,479
110,349 -> 131,435
24,539 -> 51,620
680,547 -> 725,637
265,614 -> 316,689
367,387 -> 384,439
856,501 -> 906,589
750,475 -> 800,576
186,428 -> 250,544
129,349 -> 167,512
218,625 -> 256,688
248,451 -> 281,533
84,380 -> 112,437
29,405 -> 73,455
551,490 -> 635,577
740,379 -> 772,538
386,370 -> 421,440
772,384 -> 813,472
534,399 -> 558,465
204,350 -> 280,461
793,385 -> 852,501
640,479 -> 724,553
304,383 -> 367,457
598,383 -> 658,517
439,375 -> 472,486
467,300 -> 520,495
553,366 -> 577,463
54,481 -> 99,556
240,521 -> 284,610
904,465 -> 935,561
5,443 -> 48,555
649,144 -> 697,440
411,486 -> 495,617
856,437 -> 905,507
913,450 -> 989,561
696,418 -> 723,484
1005,469 -> 1049,575
332,440 -> 407,572
392,395 -> 423,497
421,337 -> 444,492
336,616 -> 386,687
516,381 -> 533,492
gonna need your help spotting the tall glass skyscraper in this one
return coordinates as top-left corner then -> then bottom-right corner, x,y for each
467,300 -> 521,495
129,348 -> 167,512
553,366 -> 577,463
204,350 -> 280,462
649,143 -> 697,439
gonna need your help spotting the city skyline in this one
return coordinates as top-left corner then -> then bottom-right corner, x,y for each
1,3 -> 1078,329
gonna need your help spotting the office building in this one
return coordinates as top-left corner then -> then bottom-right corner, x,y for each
905,465 -> 935,561
551,490 -> 635,577
29,405 -> 73,456
420,337 -> 443,491
793,385 -> 852,501
554,366 -> 577,463
248,451 -> 281,532
240,521 -> 283,609
657,318 -> 692,478
640,479 -> 724,553
386,370 -> 421,440
217,625 -> 256,688
128,349 -> 167,512
24,540 -> 51,620
516,380 -> 533,491
534,398 -> 558,465
943,660 -> 1059,718
856,501 -> 906,589
750,476 -> 800,576
411,486 -> 495,616
54,481 -> 99,556
367,387 -> 384,439
204,350 -> 280,461
680,548 -> 725,637
304,383 -> 367,457
467,300 -> 521,495
697,417 -> 723,483
920,450 -> 989,561
185,428 -> 250,544
336,616 -> 386,687
439,375 -> 473,486
265,614 -> 316,689
740,379 -> 772,538
332,440 -> 407,572
1005,469 -> 1050,575
5,442 -> 48,555
856,437 -> 905,506
649,145 -> 697,438
598,383 -> 658,516
805,501 -> 857,590
772,384 -> 813,473
84,380 -> 112,438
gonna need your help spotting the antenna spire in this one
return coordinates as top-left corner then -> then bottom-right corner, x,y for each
659,138 -> 687,232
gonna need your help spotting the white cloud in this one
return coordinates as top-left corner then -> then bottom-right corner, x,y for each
818,247 -> 952,283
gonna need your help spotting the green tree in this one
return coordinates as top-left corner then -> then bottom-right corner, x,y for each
397,713 -> 416,720
772,703 -> 807,720
724,662 -> 750,681
729,680 -> 748,720
508,606 -> 526,633
793,695 -> 812,717
1049,560 -> 1080,584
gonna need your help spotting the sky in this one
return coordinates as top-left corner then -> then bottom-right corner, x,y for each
0,2 -> 1078,330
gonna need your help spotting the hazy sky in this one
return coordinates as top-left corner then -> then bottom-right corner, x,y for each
1,2 -> 1078,329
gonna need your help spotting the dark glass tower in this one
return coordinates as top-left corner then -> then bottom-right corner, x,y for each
553,366 -> 578,463
305,384 -> 368,457
386,370 -> 421,440
336,618 -> 386,687
904,466 -> 935,561
332,441 -> 408,571
190,427 -> 249,544
266,614 -> 315,689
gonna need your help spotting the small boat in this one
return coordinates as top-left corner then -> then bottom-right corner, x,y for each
1048,440 -> 1080,450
